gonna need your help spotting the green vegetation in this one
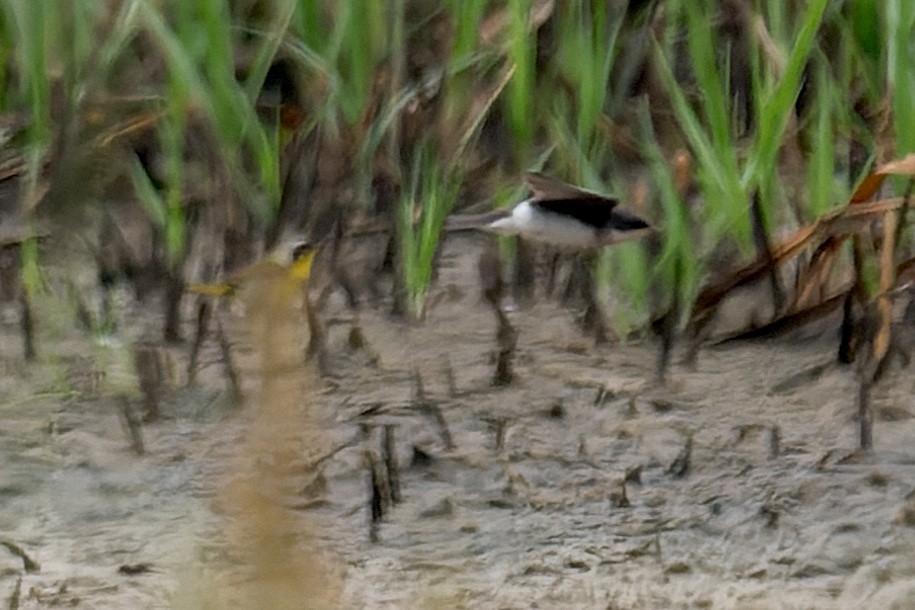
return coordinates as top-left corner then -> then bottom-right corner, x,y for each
0,1 -> 913,329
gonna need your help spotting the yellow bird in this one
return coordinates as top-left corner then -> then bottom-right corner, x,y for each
188,241 -> 318,299
189,240 -> 322,374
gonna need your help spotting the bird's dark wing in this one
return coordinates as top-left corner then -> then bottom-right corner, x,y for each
532,197 -> 621,229
524,172 -> 608,201
605,207 -> 652,232
526,172 -> 652,233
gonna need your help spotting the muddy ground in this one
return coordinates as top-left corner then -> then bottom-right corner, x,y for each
2,233 -> 915,609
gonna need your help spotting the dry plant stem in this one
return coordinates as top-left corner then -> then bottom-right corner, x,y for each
838,291 -> 857,364
655,255 -> 681,382
100,287 -> 116,333
382,424 -> 401,504
478,243 -> 516,385
18,291 -> 35,361
579,255 -> 609,344
492,306 -> 517,386
667,436 -> 692,478
858,180 -> 912,449
214,308 -> 242,403
414,369 -> 455,450
68,282 -> 95,332
304,289 -> 327,374
162,271 -> 184,344
656,308 -> 676,382
0,540 -> 40,573
186,297 -> 211,385
857,379 -> 874,451
132,343 -> 162,422
858,204 -> 901,451
421,402 -> 455,451
365,448 -> 385,543
750,190 -> 785,315
118,396 -> 145,456
514,238 -> 536,306
412,368 -> 426,402
491,417 -> 508,452
873,208 -> 897,366
610,479 -> 630,508
769,425 -> 781,460
8,575 -> 20,610
443,357 -> 458,397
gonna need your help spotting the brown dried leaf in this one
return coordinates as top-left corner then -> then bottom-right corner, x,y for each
849,153 -> 915,203
479,0 -> 555,44
692,197 -> 907,323
714,288 -> 850,343
850,172 -> 885,204
792,237 -> 842,311
872,209 -> 897,366
876,153 -> 915,176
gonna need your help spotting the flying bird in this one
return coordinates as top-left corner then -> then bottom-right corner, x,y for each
485,172 -> 653,248
447,173 -> 653,248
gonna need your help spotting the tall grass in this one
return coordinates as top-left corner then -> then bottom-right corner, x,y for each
397,144 -> 459,319
887,1 -> 915,155
0,0 -> 912,330
504,0 -> 536,159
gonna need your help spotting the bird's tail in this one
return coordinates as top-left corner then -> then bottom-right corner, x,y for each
444,210 -> 511,232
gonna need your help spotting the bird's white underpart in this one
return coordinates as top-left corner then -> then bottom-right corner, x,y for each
485,200 -> 602,248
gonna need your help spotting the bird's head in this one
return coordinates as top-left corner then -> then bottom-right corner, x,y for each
287,240 -> 318,282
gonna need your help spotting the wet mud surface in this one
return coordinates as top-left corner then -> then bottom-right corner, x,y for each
2,235 -> 915,609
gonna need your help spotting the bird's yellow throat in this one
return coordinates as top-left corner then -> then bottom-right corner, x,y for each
187,245 -> 318,297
